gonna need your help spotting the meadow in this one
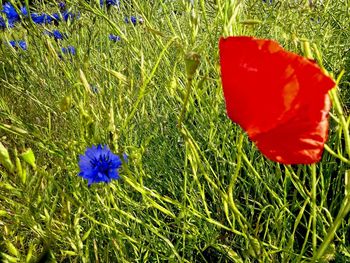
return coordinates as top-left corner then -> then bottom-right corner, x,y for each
0,0 -> 350,262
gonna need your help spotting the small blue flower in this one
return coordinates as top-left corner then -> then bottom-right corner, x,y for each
58,1 -> 66,10
31,10 -> 78,25
61,45 -> 76,55
31,13 -> 43,24
31,13 -> 52,24
18,40 -> 27,50
20,6 -> 28,17
9,40 -> 16,47
44,29 -> 67,40
125,16 -> 143,25
61,10 -> 75,21
51,12 -> 61,22
9,40 -> 27,50
109,34 -> 120,42
125,16 -> 137,25
53,30 -> 65,39
100,0 -> 120,7
78,145 -> 126,186
2,3 -> 19,21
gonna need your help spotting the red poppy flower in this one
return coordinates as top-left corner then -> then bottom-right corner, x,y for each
219,36 -> 335,164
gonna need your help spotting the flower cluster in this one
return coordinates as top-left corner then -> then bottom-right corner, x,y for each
61,46 -> 76,55
1,1 -> 143,54
109,34 -> 121,42
0,2 -> 78,56
0,2 -> 78,29
9,40 -> 27,50
124,16 -> 143,25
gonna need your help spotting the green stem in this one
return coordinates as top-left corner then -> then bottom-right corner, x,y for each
312,82 -> 350,261
312,195 -> 350,262
324,144 -> 350,164
178,79 -> 193,127
311,164 -> 317,253
330,88 -> 350,158
227,134 -> 246,230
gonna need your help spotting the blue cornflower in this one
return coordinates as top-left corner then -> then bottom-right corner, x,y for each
1,3 -> 27,26
61,10 -> 76,21
44,29 -> 67,40
2,3 -> 19,21
125,16 -> 138,25
109,34 -> 120,42
18,40 -> 27,50
51,12 -> 61,22
58,1 -> 66,10
78,145 -> 126,186
20,6 -> 28,17
61,45 -> 76,55
9,40 -> 27,50
100,0 -> 120,7
52,30 -> 65,39
31,13 -> 52,24
31,11 -> 78,25
50,10 -> 80,23
31,13 -> 44,24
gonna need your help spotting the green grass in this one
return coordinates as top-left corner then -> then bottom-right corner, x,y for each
0,0 -> 350,262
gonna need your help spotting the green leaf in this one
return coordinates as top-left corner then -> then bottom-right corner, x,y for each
0,142 -> 14,173
5,241 -> 20,257
0,210 -> 7,217
20,148 -> 36,170
82,227 -> 93,241
247,237 -> 261,258
214,244 -> 244,263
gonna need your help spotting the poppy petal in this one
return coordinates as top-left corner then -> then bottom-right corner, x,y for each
219,36 -> 335,164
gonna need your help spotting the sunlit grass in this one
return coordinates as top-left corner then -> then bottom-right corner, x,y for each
0,0 -> 349,262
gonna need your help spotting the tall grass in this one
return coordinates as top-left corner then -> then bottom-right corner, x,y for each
0,0 -> 349,262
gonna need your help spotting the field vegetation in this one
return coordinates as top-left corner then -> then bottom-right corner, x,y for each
0,0 -> 349,262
